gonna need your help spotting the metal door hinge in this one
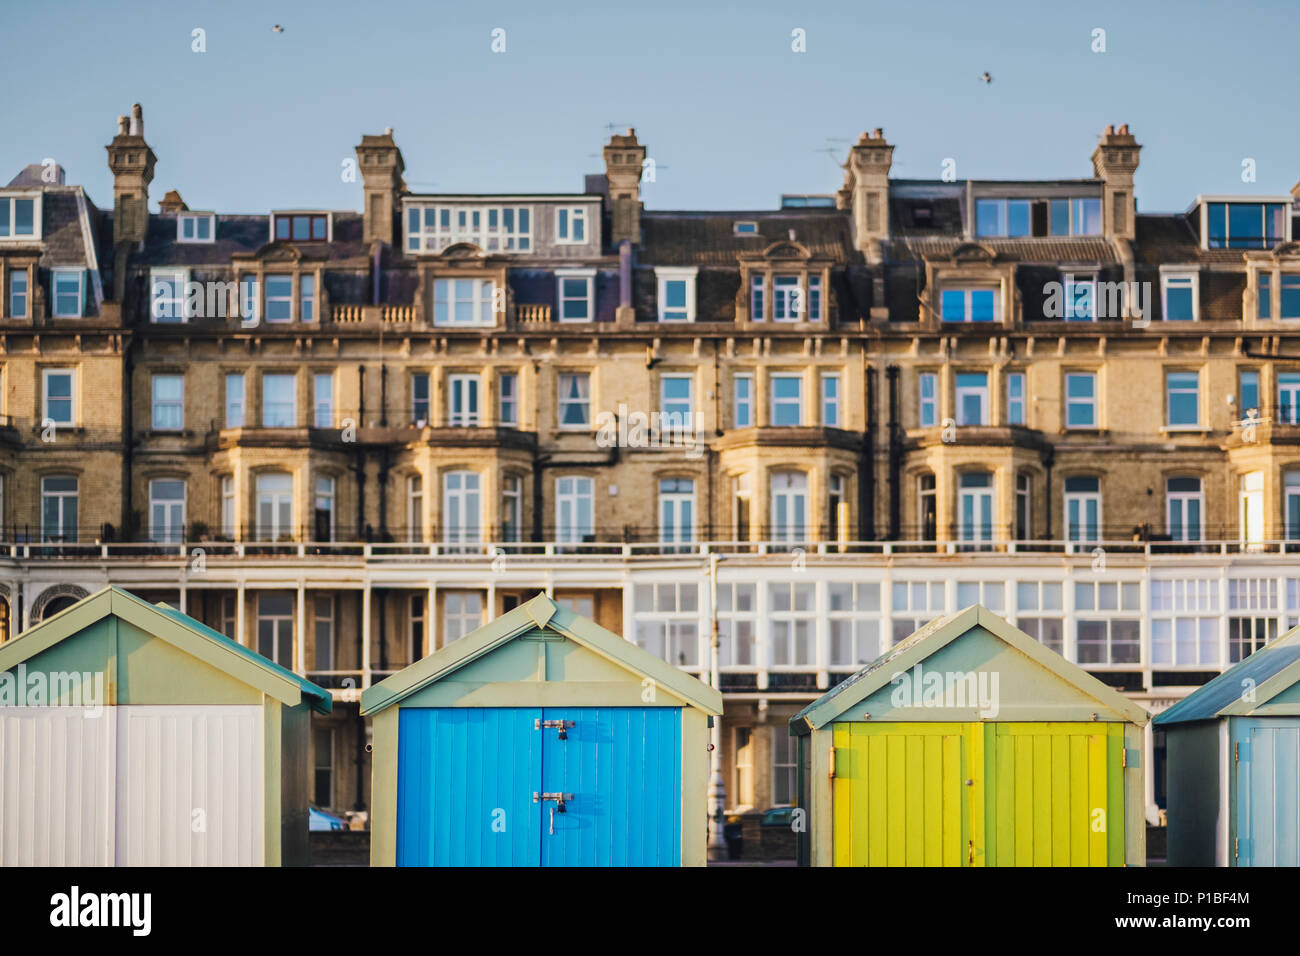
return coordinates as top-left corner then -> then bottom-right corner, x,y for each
828,746 -> 836,779
1122,747 -> 1127,768
1234,741 -> 1239,764
1234,836 -> 1239,860
535,718 -> 575,739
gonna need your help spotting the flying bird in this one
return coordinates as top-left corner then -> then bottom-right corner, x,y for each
272,24 -> 284,33
981,72 -> 992,83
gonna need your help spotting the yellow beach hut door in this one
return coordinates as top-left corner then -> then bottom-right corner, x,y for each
831,722 -> 1124,866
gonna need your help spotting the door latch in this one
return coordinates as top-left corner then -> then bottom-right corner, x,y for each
533,791 -> 574,812
534,718 -> 575,739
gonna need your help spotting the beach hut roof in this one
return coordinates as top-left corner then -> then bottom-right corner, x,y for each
1154,626 -> 1300,725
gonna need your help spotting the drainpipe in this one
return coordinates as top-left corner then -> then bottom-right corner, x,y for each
1043,447 -> 1055,540
863,362 -> 877,539
707,552 -> 727,860
377,447 -> 391,541
353,449 -> 367,540
619,240 -> 632,311
886,365 -> 902,539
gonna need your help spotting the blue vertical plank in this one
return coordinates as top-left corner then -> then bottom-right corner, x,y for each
1236,719 -> 1300,867
396,708 -> 542,866
540,707 -> 681,867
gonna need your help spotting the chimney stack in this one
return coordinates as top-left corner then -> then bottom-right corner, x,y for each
842,128 -> 894,262
1091,124 -> 1141,241
105,102 -> 157,248
603,128 -> 646,245
355,128 -> 406,247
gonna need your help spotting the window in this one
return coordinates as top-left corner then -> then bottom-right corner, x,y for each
1072,198 -> 1102,236
829,582 -> 881,668
177,213 -> 214,243
1016,581 -> 1064,653
557,372 -> 590,427
313,475 -> 335,541
821,373 -> 840,426
1151,579 -> 1220,667
1064,275 -> 1095,321
1287,471 -> 1300,539
1166,371 -> 1200,427
828,473 -> 848,540
1065,372 -> 1097,428
717,582 -> 757,667
498,371 -> 518,426
975,198 -> 1030,237
442,471 -> 482,545
0,195 -> 38,239
51,269 -> 84,318
1074,582 -> 1141,665
1259,273 -> 1271,319
769,471 -> 808,542
958,472 -> 994,546
1205,202 -> 1286,249
405,594 -> 424,664
300,275 -> 316,322
433,278 -> 496,327
734,221 -> 759,235
555,207 -> 587,243
1277,372 -> 1300,424
1006,371 -> 1026,425
1161,273 -> 1198,321
41,476 -> 78,543
1015,472 -> 1031,541
262,373 -> 296,427
556,270 -> 594,322
734,728 -> 754,807
219,595 -> 237,641
734,373 -> 753,428
555,475 -> 594,543
633,582 -> 698,667
149,479 -> 186,544
225,373 -> 245,428
256,473 -> 294,541
919,372 -> 937,427
750,275 -> 765,320
659,477 -> 695,549
411,372 -> 430,424
501,475 -> 522,542
264,275 -> 293,322
917,473 -> 937,540
42,369 -> 74,425
221,475 -> 235,538
448,374 -> 480,427
773,275 -> 801,321
891,580 -> 945,644
656,267 -> 696,322
732,473 -> 751,540
443,591 -> 484,645
1281,275 -> 1300,319
406,204 -> 532,253
407,475 -> 423,542
1064,476 -> 1102,543
313,726 -> 333,808
955,372 -> 989,425
239,276 -> 259,324
150,269 -> 187,322
956,581 -> 1005,613
772,730 -> 796,806
769,582 -> 814,667
660,374 -> 693,429
1166,476 -> 1204,542
8,269 -> 27,318
151,374 -> 183,430
1228,578 -> 1278,662
274,213 -> 328,242
941,287 -> 998,322
809,275 -> 822,320
770,374 -> 803,426
1239,369 -> 1260,416
312,373 -> 333,428
257,593 -> 295,667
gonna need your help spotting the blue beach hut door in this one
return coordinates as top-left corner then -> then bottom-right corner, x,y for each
397,706 -> 682,866
1233,718 -> 1300,867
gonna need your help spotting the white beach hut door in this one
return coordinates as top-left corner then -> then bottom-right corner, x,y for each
115,706 -> 265,866
0,707 -> 117,866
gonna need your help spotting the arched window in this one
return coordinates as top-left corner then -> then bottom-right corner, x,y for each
958,472 -> 994,546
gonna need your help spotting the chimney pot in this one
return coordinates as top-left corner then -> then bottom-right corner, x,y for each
117,116 -> 129,135
384,126 -> 393,136
873,128 -> 883,139
129,103 -> 144,137
1104,124 -> 1114,136
1118,123 -> 1129,134
788,228 -> 797,241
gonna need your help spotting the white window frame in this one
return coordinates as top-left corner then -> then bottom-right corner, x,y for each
940,286 -> 1000,323
40,475 -> 78,543
225,372 -> 245,428
655,266 -> 697,322
447,373 -> 481,427
501,474 -> 522,542
405,203 -> 533,253
957,472 -> 995,545
1006,371 -> 1026,425
151,373 -> 184,431
264,273 -> 294,323
821,372 -> 841,427
770,373 -> 804,426
769,470 -> 809,543
498,371 -> 519,426
1166,370 -> 1201,429
255,472 -> 295,542
555,268 -> 595,323
1166,477 -> 1205,542
919,372 -> 937,427
262,373 -> 297,428
51,268 -> 84,318
750,274 -> 765,321
1160,269 -> 1200,322
557,372 -> 591,429
1064,372 -> 1098,429
221,475 -> 236,538
0,193 -> 41,241
313,372 -> 334,428
658,477 -> 696,549
42,368 -> 76,426
313,474 -> 336,542
149,478 -> 186,544
1064,477 -> 1102,544
660,373 -> 694,428
733,373 -> 754,428
433,278 -> 496,327
442,470 -> 483,546
769,581 -> 815,668
8,267 -> 28,319
256,592 -> 296,667
1063,273 -> 1097,321
411,372 -> 431,425
176,213 -> 215,244
554,207 -> 588,244
954,371 -> 989,426
555,475 -> 594,543
442,591 -> 484,644
149,268 -> 189,323
733,221 -> 759,235
407,474 -> 424,542
772,275 -> 803,322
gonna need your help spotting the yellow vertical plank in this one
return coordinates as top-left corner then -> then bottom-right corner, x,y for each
923,734 -> 941,866
1088,731 -> 1108,866
995,730 -> 1015,866
867,732 -> 887,867
904,735 -> 924,866
885,734 -> 906,866
1014,735 -> 1034,866
1070,734 -> 1087,864
942,732 -> 961,867
1051,733 -> 1070,866
832,724 -> 851,867
1033,733 -> 1052,866
968,723 -> 984,867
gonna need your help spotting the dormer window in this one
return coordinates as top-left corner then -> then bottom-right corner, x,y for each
1161,269 -> 1199,321
51,268 -> 85,318
273,212 -> 329,242
974,196 -> 1101,237
940,285 -> 998,322
406,204 -> 532,253
750,272 -> 823,322
655,267 -> 697,322
1204,201 -> 1287,249
0,194 -> 40,240
555,207 -> 587,244
734,221 -> 759,235
177,213 -> 215,243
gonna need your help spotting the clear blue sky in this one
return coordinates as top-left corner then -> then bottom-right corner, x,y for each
3,0 -> 1296,215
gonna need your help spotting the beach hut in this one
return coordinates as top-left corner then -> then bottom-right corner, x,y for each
0,586 -> 330,866
790,605 -> 1149,867
362,593 -> 722,866
1155,626 -> 1300,866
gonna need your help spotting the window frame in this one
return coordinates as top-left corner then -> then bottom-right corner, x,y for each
555,268 -> 595,323
148,478 -> 187,544
433,277 -> 496,328
0,193 -> 41,241
272,212 -> 330,243
313,371 -> 334,428
954,371 -> 989,426
1165,369 -> 1202,429
554,206 -> 588,244
176,213 -> 216,244
1064,371 -> 1098,429
655,266 -> 697,322
1160,270 -> 1200,322
261,372 -> 297,428
769,373 -> 804,427
51,268 -> 85,318
7,267 -> 28,319
1006,370 -> 1026,425
557,372 -> 592,429
821,372 -> 841,427
225,372 -> 246,428
940,286 -> 999,323
498,371 -> 519,426
733,373 -> 753,428
151,372 -> 185,432
41,367 -> 76,426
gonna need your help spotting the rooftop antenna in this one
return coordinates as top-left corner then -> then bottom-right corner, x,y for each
816,137 -> 852,169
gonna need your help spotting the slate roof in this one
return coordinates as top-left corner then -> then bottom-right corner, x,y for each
129,211 -> 372,268
639,210 -> 858,267
1154,628 -> 1300,725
